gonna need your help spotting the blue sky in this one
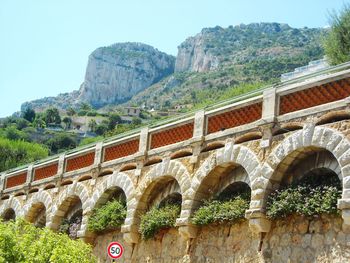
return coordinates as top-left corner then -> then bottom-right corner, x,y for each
0,0 -> 347,117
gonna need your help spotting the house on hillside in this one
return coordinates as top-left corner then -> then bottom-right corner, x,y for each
123,107 -> 141,117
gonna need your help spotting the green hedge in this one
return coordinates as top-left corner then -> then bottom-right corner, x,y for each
139,204 -> 180,240
266,175 -> 341,219
192,195 -> 250,225
0,219 -> 96,263
87,200 -> 126,232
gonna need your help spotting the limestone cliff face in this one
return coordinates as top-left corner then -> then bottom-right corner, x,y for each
78,43 -> 175,108
175,31 -> 219,73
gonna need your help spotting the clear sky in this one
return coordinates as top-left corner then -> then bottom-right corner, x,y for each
0,0 -> 347,117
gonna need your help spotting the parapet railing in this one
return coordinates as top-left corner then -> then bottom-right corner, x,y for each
1,60 -> 350,193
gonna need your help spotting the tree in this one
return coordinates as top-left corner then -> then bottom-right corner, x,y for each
62,117 -> 72,130
324,4 -> 350,65
44,108 -> 61,125
95,124 -> 108,136
131,117 -> 142,126
88,119 -> 97,132
66,107 -> 76,116
107,113 -> 122,131
46,134 -> 77,154
22,108 -> 36,122
0,137 -> 48,172
79,102 -> 92,112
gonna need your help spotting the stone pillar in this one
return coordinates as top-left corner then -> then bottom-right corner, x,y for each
0,173 -> 5,193
122,225 -> 140,244
139,127 -> 149,154
193,110 -> 205,140
261,87 -> 278,122
26,165 -> 34,185
93,142 -> 104,166
337,199 -> 350,229
177,220 -> 198,240
245,210 -> 271,233
190,110 -> 205,165
260,88 -> 278,148
57,153 -> 66,176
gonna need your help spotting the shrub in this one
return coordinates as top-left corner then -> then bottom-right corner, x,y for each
0,137 -> 48,172
192,195 -> 249,225
266,175 -> 341,219
88,200 -> 127,232
323,4 -> 350,65
0,218 -> 96,263
139,204 -> 180,240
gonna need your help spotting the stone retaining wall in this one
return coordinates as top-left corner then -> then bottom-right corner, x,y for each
92,215 -> 350,263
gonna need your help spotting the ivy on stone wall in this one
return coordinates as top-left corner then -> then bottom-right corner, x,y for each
266,173 -> 341,219
87,200 -> 126,233
139,204 -> 181,240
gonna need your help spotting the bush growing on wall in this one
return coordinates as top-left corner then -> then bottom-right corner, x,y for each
0,218 -> 96,263
191,192 -> 250,226
87,199 -> 127,232
266,174 -> 341,219
139,204 -> 181,240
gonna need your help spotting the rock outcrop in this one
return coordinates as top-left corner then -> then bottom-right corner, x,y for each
175,23 -> 323,73
78,43 -> 175,108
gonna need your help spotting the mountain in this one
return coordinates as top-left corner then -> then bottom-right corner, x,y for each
78,43 -> 175,108
22,43 -> 175,111
125,23 -> 326,109
21,23 -> 326,113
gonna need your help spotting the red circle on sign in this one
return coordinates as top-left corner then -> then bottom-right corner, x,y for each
107,242 -> 124,259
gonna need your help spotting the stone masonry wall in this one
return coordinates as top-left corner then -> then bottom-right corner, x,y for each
92,215 -> 350,263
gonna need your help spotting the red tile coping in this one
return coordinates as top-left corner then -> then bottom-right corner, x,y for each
33,163 -> 58,181
6,172 -> 27,189
150,122 -> 194,149
207,102 -> 262,134
65,152 -> 95,172
279,78 -> 350,115
104,139 -> 140,162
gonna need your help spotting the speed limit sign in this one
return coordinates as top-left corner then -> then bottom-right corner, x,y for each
107,242 -> 124,259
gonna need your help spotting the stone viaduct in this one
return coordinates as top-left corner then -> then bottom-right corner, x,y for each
2,64 -> 350,250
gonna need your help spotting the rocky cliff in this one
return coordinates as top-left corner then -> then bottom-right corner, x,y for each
78,43 -> 175,108
175,23 -> 324,72
21,23 -> 325,113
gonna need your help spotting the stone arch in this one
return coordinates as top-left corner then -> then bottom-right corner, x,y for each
188,143 -> 258,218
48,183 -> 90,238
81,172 -> 135,239
122,159 -> 191,244
192,143 -> 259,192
0,197 -> 22,219
253,125 -> 350,227
23,190 -> 52,227
90,172 -> 134,209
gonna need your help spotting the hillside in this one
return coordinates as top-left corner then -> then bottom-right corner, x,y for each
125,23 -> 326,110
21,22 -> 326,113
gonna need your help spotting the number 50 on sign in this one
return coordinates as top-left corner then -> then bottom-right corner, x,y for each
107,242 -> 124,260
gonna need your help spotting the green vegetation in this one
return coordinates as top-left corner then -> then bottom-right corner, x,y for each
88,200 -> 127,233
0,137 -> 48,172
139,204 -> 180,240
266,174 -> 341,219
324,4 -> 350,65
192,190 -> 250,226
0,219 -> 96,263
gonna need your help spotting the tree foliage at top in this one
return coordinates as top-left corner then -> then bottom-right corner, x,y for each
0,137 -> 48,172
324,4 -> 350,65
